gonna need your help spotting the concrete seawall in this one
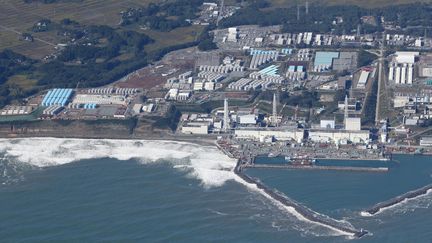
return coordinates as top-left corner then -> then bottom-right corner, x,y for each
364,184 -> 432,216
246,164 -> 389,173
234,161 -> 368,238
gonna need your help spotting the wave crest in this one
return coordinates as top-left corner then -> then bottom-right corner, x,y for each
0,138 -> 237,188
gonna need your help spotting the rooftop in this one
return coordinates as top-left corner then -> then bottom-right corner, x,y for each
314,51 -> 339,67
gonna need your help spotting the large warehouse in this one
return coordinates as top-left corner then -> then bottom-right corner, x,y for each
234,127 -> 304,142
308,129 -> 370,144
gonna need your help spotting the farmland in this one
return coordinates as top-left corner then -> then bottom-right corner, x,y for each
224,0 -> 432,8
0,0 -> 162,59
266,0 -> 432,8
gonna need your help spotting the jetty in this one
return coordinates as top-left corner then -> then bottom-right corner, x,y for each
233,160 -> 368,238
245,164 -> 389,173
364,184 -> 432,215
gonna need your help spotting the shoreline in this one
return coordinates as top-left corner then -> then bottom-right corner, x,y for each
0,134 -> 219,147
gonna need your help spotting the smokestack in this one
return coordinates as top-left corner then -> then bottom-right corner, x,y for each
224,98 -> 229,132
344,95 -> 349,129
357,24 -> 361,38
297,4 -> 300,21
217,0 -> 225,27
273,93 -> 278,126
305,1 -> 309,15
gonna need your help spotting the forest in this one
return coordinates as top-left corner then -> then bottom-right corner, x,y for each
121,0 -> 204,32
220,1 -> 432,35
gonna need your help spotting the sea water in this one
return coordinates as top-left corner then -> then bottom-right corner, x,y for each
0,138 -> 431,242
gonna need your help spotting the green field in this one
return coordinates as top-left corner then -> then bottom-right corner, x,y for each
6,75 -> 39,91
142,25 -> 205,52
266,0 -> 432,8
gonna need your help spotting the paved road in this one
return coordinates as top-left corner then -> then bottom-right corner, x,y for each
0,24 -> 56,47
375,32 -> 385,124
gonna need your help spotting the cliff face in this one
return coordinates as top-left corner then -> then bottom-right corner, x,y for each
0,118 -> 171,139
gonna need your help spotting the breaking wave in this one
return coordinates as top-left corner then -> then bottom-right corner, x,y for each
0,138 -> 236,188
361,188 -> 432,217
0,137 -> 356,238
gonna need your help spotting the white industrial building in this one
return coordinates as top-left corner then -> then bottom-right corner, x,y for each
181,122 -> 210,135
389,52 -> 418,85
227,27 -> 238,42
308,130 -> 369,144
234,127 -> 304,143
72,94 -> 126,105
310,115 -> 366,144
165,89 -> 179,100
395,51 -> 419,64
177,91 -> 191,101
420,66 -> 432,77
0,106 -> 33,116
357,70 -> 370,89
320,119 -> 335,129
142,104 -> 154,113
237,114 -> 257,125
165,89 -> 191,101
393,92 -> 432,108
345,117 -> 361,131
389,63 -> 414,85
393,95 -> 411,108
132,104 -> 142,114
420,136 -> 432,146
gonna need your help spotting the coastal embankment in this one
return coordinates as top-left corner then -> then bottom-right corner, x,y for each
0,119 -> 218,146
362,184 -> 432,216
245,164 -> 388,173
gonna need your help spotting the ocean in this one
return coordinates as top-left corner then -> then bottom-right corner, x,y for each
0,138 -> 431,242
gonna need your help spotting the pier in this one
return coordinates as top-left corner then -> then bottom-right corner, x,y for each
245,164 -> 389,173
364,184 -> 432,215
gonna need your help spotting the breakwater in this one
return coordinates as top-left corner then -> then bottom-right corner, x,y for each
233,161 -> 368,238
246,164 -> 389,173
363,184 -> 432,216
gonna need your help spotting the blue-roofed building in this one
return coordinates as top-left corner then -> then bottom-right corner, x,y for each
250,49 -> 278,56
259,65 -> 279,76
314,51 -> 339,72
281,48 -> 292,55
40,88 -> 73,106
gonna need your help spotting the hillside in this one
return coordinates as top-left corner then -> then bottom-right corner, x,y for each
0,0 -> 208,108
267,0 -> 432,8
0,0 -> 203,59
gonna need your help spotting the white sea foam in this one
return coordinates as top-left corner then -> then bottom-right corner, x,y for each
360,211 -> 373,217
0,137 -> 356,238
361,188 -> 432,217
0,138 -> 237,188
233,175 -> 356,238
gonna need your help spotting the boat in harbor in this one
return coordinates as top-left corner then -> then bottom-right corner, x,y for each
289,155 -> 316,166
268,152 -> 280,158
